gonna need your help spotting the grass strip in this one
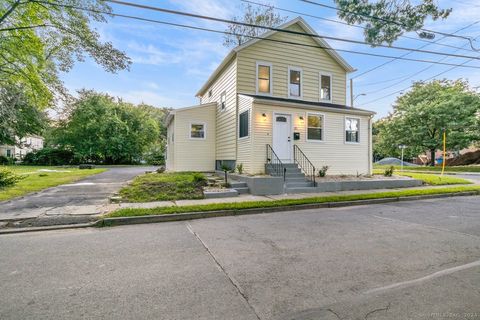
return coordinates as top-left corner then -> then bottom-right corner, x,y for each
107,186 -> 480,218
372,170 -> 472,185
374,165 -> 480,173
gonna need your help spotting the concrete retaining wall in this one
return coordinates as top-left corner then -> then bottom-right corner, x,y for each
217,171 -> 284,195
311,179 -> 423,193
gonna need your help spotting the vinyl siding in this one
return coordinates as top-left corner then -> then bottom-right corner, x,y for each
250,102 -> 371,175
172,104 -> 216,172
199,58 -> 237,160
236,95 -> 254,173
237,23 -> 347,105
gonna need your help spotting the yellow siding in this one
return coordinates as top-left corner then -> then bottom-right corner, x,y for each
165,119 -> 175,171
250,103 -> 371,175
237,23 -> 347,105
173,104 -> 216,172
236,95 -> 254,173
199,58 -> 237,160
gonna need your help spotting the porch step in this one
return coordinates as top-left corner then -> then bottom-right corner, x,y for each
284,177 -> 309,183
285,187 -> 318,194
230,182 -> 247,188
234,187 -> 250,194
286,181 -> 314,188
285,173 -> 306,178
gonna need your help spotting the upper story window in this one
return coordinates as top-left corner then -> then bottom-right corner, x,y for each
256,62 -> 272,95
288,67 -> 302,99
320,72 -> 332,102
345,117 -> 359,143
190,123 -> 206,140
219,91 -> 226,111
307,113 -> 324,141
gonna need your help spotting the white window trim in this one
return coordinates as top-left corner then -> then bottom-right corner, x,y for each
238,109 -> 250,140
219,91 -> 227,111
189,122 -> 207,140
319,71 -> 333,103
344,116 -> 360,144
256,61 -> 273,96
306,112 -> 326,143
288,66 -> 303,99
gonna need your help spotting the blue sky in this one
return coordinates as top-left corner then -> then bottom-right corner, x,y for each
61,0 -> 480,119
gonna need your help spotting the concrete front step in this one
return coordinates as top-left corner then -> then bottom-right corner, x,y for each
285,177 -> 309,183
286,182 -> 314,188
285,187 -> 318,193
230,182 -> 248,188
233,187 -> 250,194
285,173 -> 306,178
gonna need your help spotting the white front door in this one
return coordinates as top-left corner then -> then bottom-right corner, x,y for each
272,113 -> 292,162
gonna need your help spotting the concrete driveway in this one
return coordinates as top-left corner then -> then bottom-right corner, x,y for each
0,166 -> 156,222
0,196 -> 479,319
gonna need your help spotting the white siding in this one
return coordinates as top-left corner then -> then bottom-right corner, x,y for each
199,58 -> 237,160
172,104 -> 216,172
250,102 -> 371,175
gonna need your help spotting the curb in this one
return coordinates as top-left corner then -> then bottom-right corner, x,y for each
99,191 -> 479,227
1,191 -> 478,234
0,221 -> 101,235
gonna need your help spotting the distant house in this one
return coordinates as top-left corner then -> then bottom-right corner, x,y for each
165,17 -> 375,177
0,135 -> 44,160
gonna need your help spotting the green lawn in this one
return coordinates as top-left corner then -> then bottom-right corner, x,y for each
372,169 -> 472,185
0,166 -> 106,201
374,164 -> 480,173
106,185 -> 480,218
119,172 -> 206,202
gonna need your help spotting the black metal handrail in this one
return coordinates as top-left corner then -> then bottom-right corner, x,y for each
293,145 -> 316,186
266,144 -> 286,181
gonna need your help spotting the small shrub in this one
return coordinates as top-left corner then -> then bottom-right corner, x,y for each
384,166 -> 394,177
156,166 -> 166,174
0,155 -> 9,165
38,173 -> 48,177
236,163 -> 244,174
318,166 -> 329,177
23,147 -> 75,166
0,169 -> 24,188
192,172 -> 207,185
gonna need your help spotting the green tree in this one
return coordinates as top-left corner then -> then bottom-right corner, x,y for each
375,80 -> 480,166
333,0 -> 451,45
0,84 -> 47,145
0,0 -> 131,109
53,91 -> 159,164
223,3 -> 287,47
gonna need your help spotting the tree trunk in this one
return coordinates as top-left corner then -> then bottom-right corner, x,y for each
430,149 -> 436,167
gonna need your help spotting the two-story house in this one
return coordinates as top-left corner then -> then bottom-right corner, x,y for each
165,17 -> 375,177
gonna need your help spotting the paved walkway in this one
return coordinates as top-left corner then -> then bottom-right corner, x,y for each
0,166 -> 156,222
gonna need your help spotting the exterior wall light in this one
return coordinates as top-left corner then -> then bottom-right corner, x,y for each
262,113 -> 267,118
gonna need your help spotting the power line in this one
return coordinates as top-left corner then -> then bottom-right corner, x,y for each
358,52 -> 480,107
242,0 -> 478,54
352,20 -> 480,80
103,0 -> 480,62
35,1 -> 480,70
300,0 -> 479,50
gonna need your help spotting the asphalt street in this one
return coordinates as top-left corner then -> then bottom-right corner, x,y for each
1,195 -> 479,319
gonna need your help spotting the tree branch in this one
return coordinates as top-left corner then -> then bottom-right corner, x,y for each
0,0 -> 25,25
0,24 -> 52,32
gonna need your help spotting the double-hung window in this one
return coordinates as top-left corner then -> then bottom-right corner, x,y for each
288,67 -> 302,98
320,73 -> 332,102
239,110 -> 249,138
256,62 -> 272,95
307,113 -> 324,141
345,117 -> 359,143
190,123 -> 206,139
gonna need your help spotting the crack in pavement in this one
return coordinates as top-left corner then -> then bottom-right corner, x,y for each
364,303 -> 390,319
185,222 -> 262,320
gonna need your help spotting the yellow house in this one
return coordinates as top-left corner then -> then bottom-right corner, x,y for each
165,17 -> 375,183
